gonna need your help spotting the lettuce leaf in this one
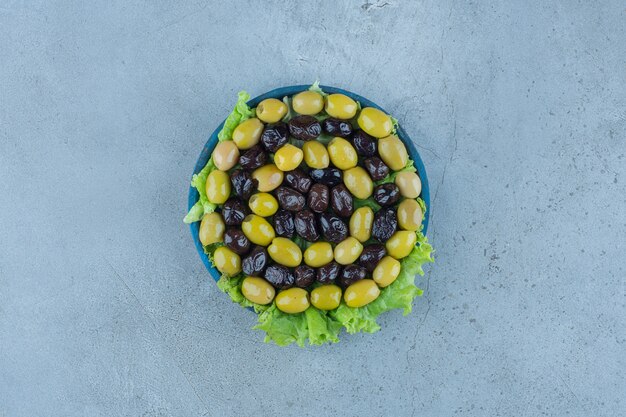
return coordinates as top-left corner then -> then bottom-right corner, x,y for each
253,305 -> 309,347
183,158 -> 218,223
217,274 -> 270,313
308,80 -> 328,97
305,307 -> 342,345
353,197 -> 382,212
217,91 -> 255,142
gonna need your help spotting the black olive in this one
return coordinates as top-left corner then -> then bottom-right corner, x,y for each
318,213 -> 348,243
372,207 -> 397,242
230,169 -> 257,200
275,186 -> 306,211
272,209 -> 295,238
223,228 -> 251,255
260,122 -> 289,152
294,209 -> 320,242
284,169 -> 313,193
288,115 -> 322,141
307,183 -> 330,213
309,168 -> 342,187
294,265 -> 316,288
339,265 -> 367,288
363,157 -> 390,182
358,244 -> 387,272
322,118 -> 353,138
221,198 -> 250,226
242,246 -> 269,276
239,145 -> 267,170
317,261 -> 341,284
373,183 -> 401,207
352,130 -> 377,156
264,265 -> 295,289
330,184 -> 354,217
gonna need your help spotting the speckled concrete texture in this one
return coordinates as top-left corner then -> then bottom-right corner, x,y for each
1,1 -> 625,416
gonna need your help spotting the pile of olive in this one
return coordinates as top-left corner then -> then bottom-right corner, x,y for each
199,90 -> 424,314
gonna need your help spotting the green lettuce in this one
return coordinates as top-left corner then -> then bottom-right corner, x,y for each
183,158 -> 218,223
353,197 -> 382,212
217,274 -> 270,313
217,91 -> 255,141
308,80 -> 328,97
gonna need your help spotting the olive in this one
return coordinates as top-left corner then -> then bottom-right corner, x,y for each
212,246 -> 241,276
318,213 -> 348,243
397,199 -> 424,231
260,122 -> 289,152
268,237 -> 303,267
363,157 -> 390,182
230,169 -> 257,200
386,230 -> 417,259
303,241 -> 334,268
294,265 -> 316,288
325,94 -> 358,119
248,192 -> 279,217
373,183 -> 401,207
239,145 -> 267,170
309,168 -> 342,187
344,279 -> 380,308
232,117 -> 264,149
343,167 -> 373,199
317,261 -> 341,284
274,144 -> 304,172
199,212 -> 225,246
206,170 -> 231,204
223,228 -> 251,255
242,246 -> 269,276
339,264 -> 367,288
351,130 -> 377,156
256,98 -> 288,123
288,115 -> 322,141
330,184 -> 353,217
310,285 -> 342,310
252,164 -> 283,192
357,107 -> 392,138
349,207 -> 374,243
272,209 -> 295,238
241,276 -> 275,305
372,207 -> 397,242
302,141 -> 330,169
212,141 -> 239,171
322,118 -> 353,138
284,169 -> 312,193
373,256 -> 401,287
395,172 -> 422,198
294,209 -> 320,241
221,198 -> 250,226
241,214 -> 275,246
307,183 -> 330,213
334,237 -> 363,265
378,135 -> 408,170
275,288 -> 310,314
276,186 -> 306,211
264,264 -> 295,289
327,137 -> 358,170
358,244 -> 387,272
292,90 -> 324,115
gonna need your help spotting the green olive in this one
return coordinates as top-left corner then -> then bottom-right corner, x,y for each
357,107 -> 392,138
248,192 -> 279,217
334,237 -> 363,265
310,285 -> 342,310
325,94 -> 358,119
213,246 -> 242,276
372,256 -> 401,287
302,141 -> 330,169
256,98 -> 288,123
268,237 -> 303,267
274,144 -> 304,172
275,288 -> 310,314
385,230 -> 417,259
199,212 -> 225,246
205,170 -> 231,204
252,164 -> 284,192
241,214 -> 275,246
303,242 -> 334,267
397,199 -> 423,231
344,279 -> 380,308
212,141 -> 239,171
242,276 -> 275,305
232,118 -> 264,150
343,166 -> 373,199
349,207 -> 374,243
292,91 -> 324,115
378,135 -> 408,170
395,171 -> 422,198
327,137 -> 358,170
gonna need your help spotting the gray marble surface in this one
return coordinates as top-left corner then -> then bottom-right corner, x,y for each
1,1 -> 625,416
